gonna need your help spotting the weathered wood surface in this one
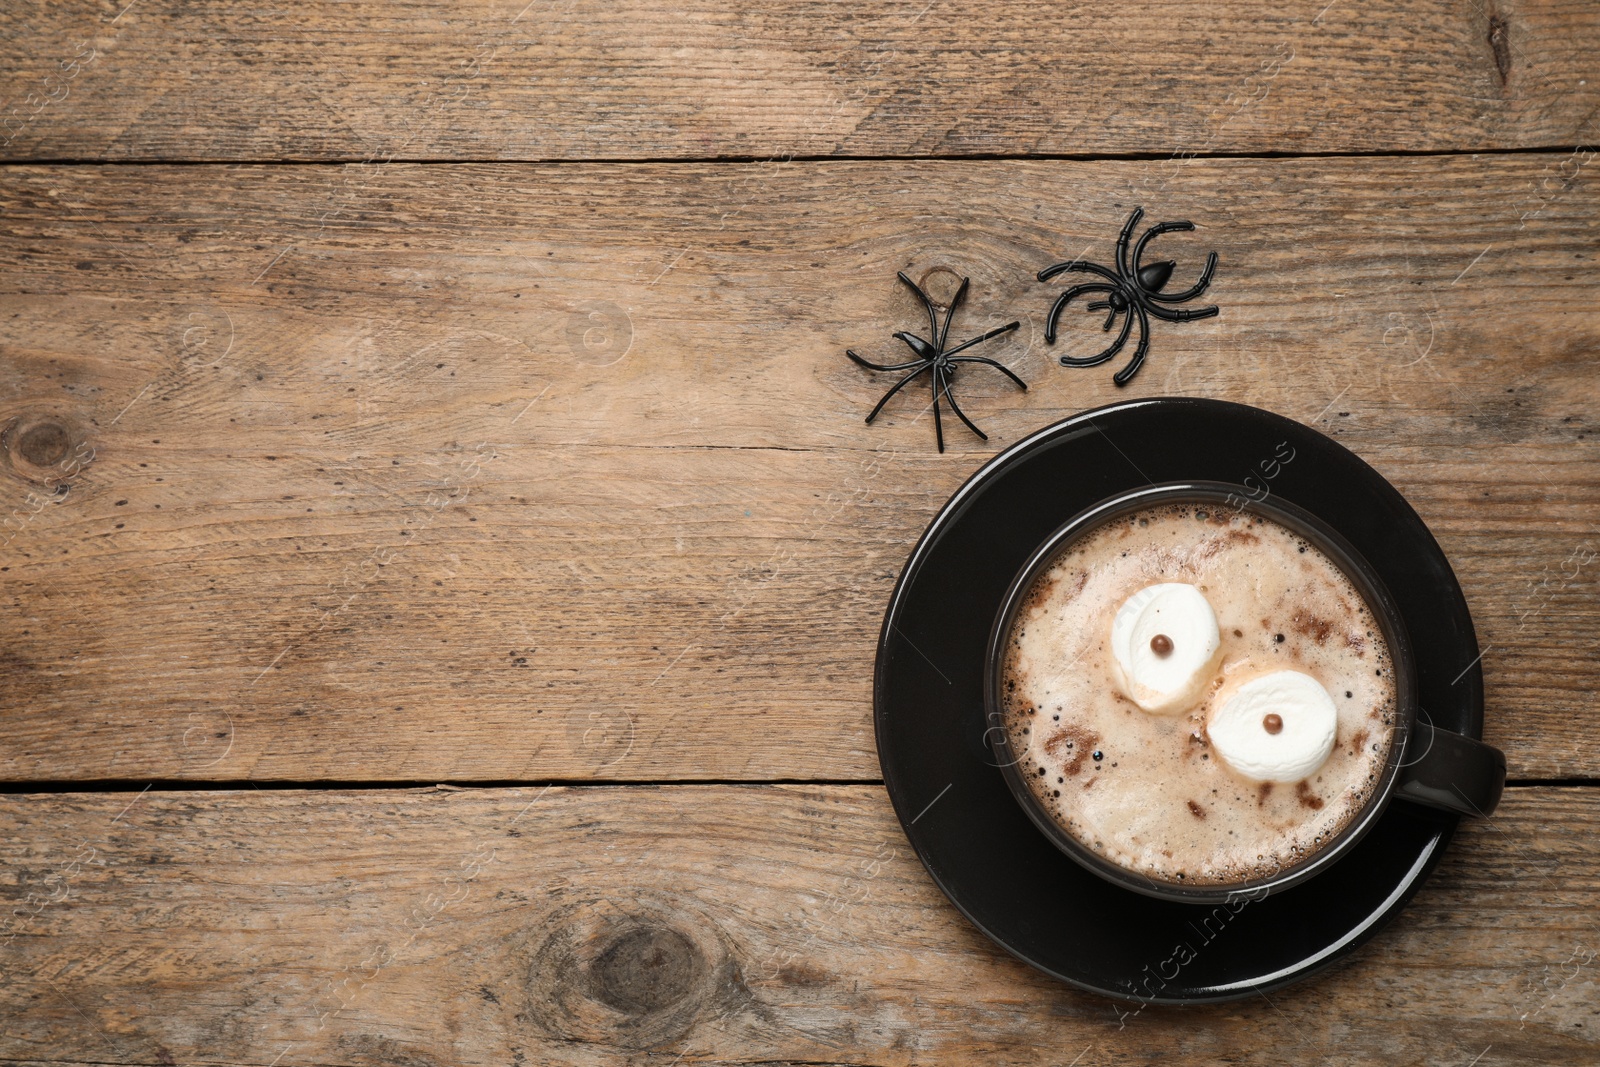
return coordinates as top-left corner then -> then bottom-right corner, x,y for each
3,1 -> 1597,1062
1,155 -> 1596,783
2,0 -> 1599,162
0,785 -> 1594,1066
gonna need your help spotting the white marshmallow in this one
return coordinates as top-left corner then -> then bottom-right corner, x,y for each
1207,670 -> 1338,782
1109,582 -> 1222,714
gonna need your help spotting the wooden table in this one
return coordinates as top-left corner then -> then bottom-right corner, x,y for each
2,2 -> 1597,1064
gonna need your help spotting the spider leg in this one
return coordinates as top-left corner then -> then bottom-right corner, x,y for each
930,364 -> 946,453
1144,300 -> 1220,322
1043,283 -> 1117,343
862,361 -> 932,424
942,320 -> 1019,357
1116,207 -> 1145,281
937,277 -> 971,352
1058,303 -> 1132,368
1147,251 -> 1219,305
1111,304 -> 1151,386
847,348 -> 927,372
938,368 -> 989,442
1038,260 -> 1122,285
1036,260 -> 1074,283
897,271 -> 942,344
1084,300 -> 1118,330
948,355 -> 1028,391
1130,219 -> 1195,280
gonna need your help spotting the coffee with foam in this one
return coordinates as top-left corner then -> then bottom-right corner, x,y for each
1001,503 -> 1397,886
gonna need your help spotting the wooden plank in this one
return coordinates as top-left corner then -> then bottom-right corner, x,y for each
0,155 -> 1596,782
0,784 -> 1594,1065
2,0 -> 1599,161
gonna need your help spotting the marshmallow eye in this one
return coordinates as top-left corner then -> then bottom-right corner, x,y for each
1109,583 -> 1222,714
1207,670 -> 1338,782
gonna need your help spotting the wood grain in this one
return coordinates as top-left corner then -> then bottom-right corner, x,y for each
2,0 -> 1599,161
0,784 -> 1594,1066
0,155 -> 1596,783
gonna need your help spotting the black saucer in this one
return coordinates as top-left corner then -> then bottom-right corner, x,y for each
873,397 -> 1482,1003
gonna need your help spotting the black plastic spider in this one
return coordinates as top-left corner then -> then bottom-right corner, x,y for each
1037,207 -> 1219,386
847,271 -> 1025,452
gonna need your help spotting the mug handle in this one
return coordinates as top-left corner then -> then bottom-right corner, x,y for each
1393,716 -> 1506,817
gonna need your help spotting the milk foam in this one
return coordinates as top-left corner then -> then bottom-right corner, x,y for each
1002,503 -> 1396,886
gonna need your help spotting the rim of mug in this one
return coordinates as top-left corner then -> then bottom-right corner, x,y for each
983,480 -> 1421,905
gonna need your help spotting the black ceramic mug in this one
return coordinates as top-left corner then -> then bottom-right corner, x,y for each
984,481 -> 1506,904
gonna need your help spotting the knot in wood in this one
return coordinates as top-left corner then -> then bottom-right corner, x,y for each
3,412 -> 91,485
917,265 -> 965,310
18,421 -> 69,466
588,926 -> 704,1014
522,896 -> 748,1049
